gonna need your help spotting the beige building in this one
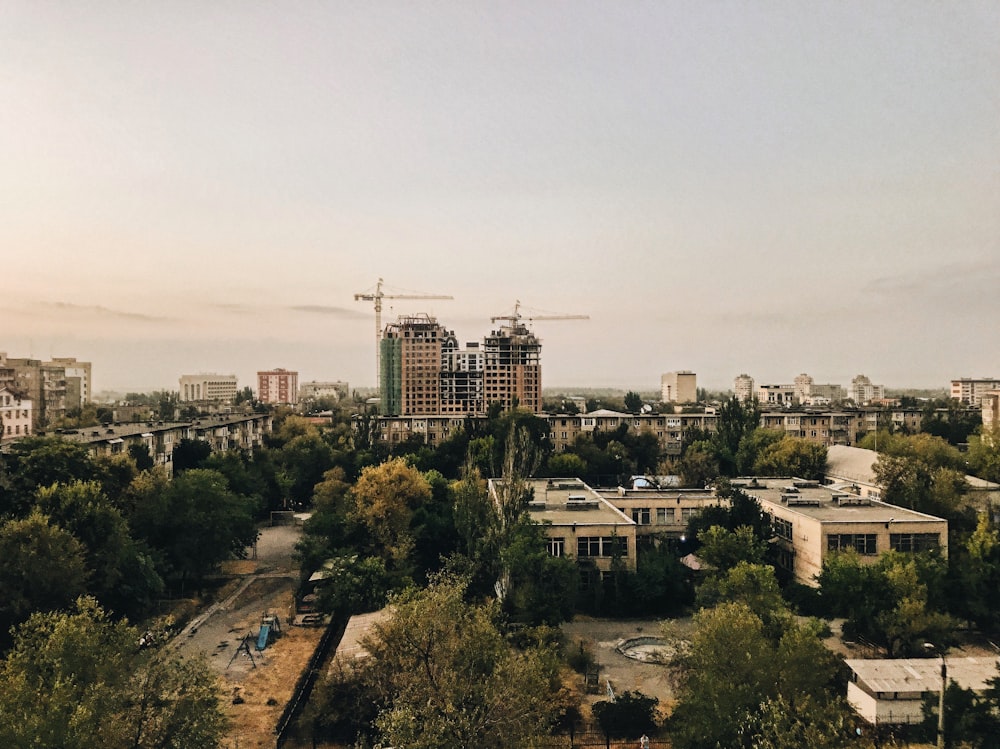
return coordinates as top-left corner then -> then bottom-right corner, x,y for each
735,477 -> 948,586
299,380 -> 349,403
56,413 -> 272,477
0,353 -> 70,427
380,315 -> 448,415
495,478 -> 636,574
758,383 -> 797,405
179,374 -> 238,403
661,371 -> 697,404
258,368 -> 299,405
484,321 -> 542,413
983,390 -> 1000,433
595,485 -> 722,547
47,357 -> 92,409
0,387 -> 32,442
952,378 -> 1000,406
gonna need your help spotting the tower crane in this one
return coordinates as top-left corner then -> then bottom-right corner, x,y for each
490,300 -> 589,326
354,278 -> 453,387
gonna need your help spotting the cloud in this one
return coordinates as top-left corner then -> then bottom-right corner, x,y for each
289,304 -> 368,319
43,302 -> 173,322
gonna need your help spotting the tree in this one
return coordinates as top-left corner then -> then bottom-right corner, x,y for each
739,694 -> 870,749
129,468 -> 259,589
695,525 -> 767,573
753,436 -> 828,480
712,396 -> 761,476
0,511 -> 89,640
1,436 -> 98,516
347,457 -> 431,574
669,601 -> 845,749
35,480 -> 164,618
360,575 -> 563,749
592,690 -> 659,740
171,438 -> 212,473
0,597 -> 227,748
624,391 -> 643,414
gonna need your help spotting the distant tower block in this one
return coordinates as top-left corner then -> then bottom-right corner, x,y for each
734,374 -> 755,402
661,371 -> 697,404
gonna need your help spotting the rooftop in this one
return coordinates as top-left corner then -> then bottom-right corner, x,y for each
847,656 -> 1000,695
735,477 -> 945,525
520,478 -> 632,527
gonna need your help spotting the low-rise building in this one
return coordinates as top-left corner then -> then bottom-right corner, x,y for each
846,657 -> 1000,726
179,374 -> 238,403
53,413 -> 272,477
492,478 -> 637,575
594,484 -> 722,548
735,477 -> 948,586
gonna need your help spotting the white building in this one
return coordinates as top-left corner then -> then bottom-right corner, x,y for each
734,374 -> 755,402
661,371 -> 697,404
0,387 -> 32,442
179,374 -> 238,403
299,380 -> 349,402
851,375 -> 885,404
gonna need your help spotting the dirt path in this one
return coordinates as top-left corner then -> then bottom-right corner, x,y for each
169,524 -> 326,748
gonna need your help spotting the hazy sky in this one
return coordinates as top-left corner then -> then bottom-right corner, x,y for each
2,2 -> 997,394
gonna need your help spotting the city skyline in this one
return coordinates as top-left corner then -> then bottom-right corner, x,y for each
2,3 -> 997,392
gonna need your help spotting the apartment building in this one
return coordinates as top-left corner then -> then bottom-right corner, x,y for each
983,390 -> 1000,432
736,477 -> 947,586
758,384 -> 797,405
179,374 -> 238,403
258,368 -> 299,405
734,374 -> 755,402
0,387 -> 32,442
299,380 -> 349,403
483,320 -> 542,413
951,378 -> 1000,406
0,353 -> 69,427
661,371 -> 697,404
381,314 -> 448,415
440,336 -> 484,415
851,374 -> 885,404
48,357 -> 92,408
54,413 -> 273,477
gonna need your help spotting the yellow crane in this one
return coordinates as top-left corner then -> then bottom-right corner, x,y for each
354,278 -> 453,387
490,300 -> 589,326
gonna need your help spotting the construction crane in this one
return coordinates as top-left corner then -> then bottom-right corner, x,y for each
354,278 -> 453,387
490,300 -> 589,326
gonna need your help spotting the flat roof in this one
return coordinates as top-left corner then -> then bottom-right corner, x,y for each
736,477 -> 945,524
519,478 -> 632,527
847,657 -> 1000,694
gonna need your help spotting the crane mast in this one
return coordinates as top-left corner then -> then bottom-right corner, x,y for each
354,278 -> 453,389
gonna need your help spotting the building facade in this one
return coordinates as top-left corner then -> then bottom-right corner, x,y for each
851,374 -> 885,404
737,477 -> 948,586
380,315 -> 448,415
0,387 -> 32,442
48,357 -> 92,409
483,321 -> 542,413
257,368 -> 299,405
299,380 -> 350,403
733,374 -> 755,402
951,378 -> 1000,406
661,371 -> 697,404
0,353 -> 69,428
179,374 -> 239,403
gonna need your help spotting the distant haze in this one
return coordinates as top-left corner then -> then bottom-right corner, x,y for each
2,3 -> 997,393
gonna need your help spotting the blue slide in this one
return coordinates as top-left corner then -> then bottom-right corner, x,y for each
256,624 -> 270,651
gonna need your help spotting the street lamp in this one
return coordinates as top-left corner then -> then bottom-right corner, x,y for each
924,642 -> 946,749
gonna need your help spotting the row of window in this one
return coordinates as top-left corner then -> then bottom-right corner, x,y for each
630,507 -> 702,525
826,533 -> 940,555
546,537 -> 630,558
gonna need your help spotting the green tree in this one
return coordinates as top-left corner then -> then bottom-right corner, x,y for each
695,525 -> 767,573
1,436 -> 98,516
171,438 -> 212,473
129,468 -> 259,590
670,601 -> 845,749
967,427 -> 1000,483
0,597 -> 227,748
0,511 -> 89,639
754,436 -> 828,480
624,391 -> 643,413
738,694 -> 869,749
712,396 -> 761,476
361,575 -> 563,749
592,690 -> 659,740
35,480 -> 164,618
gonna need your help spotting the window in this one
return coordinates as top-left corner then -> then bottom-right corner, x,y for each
656,507 -> 670,524
631,508 -> 651,525
547,539 -> 565,557
890,533 -> 940,553
827,534 -> 877,555
576,536 -> 628,558
680,507 -> 701,521
774,517 -> 793,541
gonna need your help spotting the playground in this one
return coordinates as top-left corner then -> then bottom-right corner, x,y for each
171,523 -> 327,748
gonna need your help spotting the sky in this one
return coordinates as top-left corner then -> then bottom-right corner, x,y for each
1,2 -> 998,394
